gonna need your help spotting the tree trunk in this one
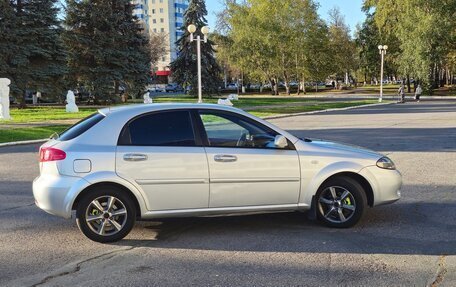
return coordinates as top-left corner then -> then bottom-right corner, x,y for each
269,78 -> 275,95
283,72 -> 290,95
274,77 -> 279,95
296,76 -> 301,96
16,0 -> 27,109
284,83 -> 290,95
406,75 -> 411,93
302,78 -> 306,94
114,80 -> 119,98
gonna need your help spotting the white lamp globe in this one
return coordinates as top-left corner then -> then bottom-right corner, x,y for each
201,26 -> 210,35
187,24 -> 197,34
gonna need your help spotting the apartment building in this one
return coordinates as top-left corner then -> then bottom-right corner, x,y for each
133,0 -> 189,81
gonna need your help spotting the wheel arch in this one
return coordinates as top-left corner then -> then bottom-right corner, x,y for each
318,172 -> 374,207
71,182 -> 142,218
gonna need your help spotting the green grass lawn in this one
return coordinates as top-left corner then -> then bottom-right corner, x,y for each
152,96 -> 321,108
3,108 -> 97,123
2,97 -> 322,123
0,125 -> 70,144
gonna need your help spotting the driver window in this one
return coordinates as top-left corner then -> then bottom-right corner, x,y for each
199,111 -> 283,149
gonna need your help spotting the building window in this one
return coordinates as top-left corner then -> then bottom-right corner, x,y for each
160,18 -> 164,23
161,28 -> 165,32
153,28 -> 157,33
162,57 -> 166,61
152,19 -> 156,23
152,9 -> 155,14
160,8 -> 164,13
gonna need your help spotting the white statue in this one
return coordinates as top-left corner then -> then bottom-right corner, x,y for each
217,98 -> 233,106
143,92 -> 153,104
65,90 -> 79,113
227,94 -> 239,101
0,78 -> 12,120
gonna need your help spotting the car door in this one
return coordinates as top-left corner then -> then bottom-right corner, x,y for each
196,110 -> 301,208
116,110 -> 209,211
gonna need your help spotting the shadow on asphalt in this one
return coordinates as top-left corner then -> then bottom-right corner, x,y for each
110,199 -> 456,256
0,143 -> 41,154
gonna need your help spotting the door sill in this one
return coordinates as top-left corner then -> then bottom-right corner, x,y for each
141,204 -> 308,219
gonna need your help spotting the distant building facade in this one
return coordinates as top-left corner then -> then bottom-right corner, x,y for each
133,0 -> 189,81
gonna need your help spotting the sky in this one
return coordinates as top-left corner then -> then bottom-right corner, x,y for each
205,0 -> 367,35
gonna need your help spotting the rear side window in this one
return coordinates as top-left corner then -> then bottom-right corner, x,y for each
119,111 -> 196,146
59,113 -> 105,141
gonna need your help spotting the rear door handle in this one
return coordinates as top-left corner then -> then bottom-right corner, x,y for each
214,154 -> 237,162
123,154 -> 148,162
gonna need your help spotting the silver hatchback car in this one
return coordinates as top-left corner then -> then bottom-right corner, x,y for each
33,104 -> 402,242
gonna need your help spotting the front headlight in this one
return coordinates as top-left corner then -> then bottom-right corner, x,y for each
376,157 -> 396,170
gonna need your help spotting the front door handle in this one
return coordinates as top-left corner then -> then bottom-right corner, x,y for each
123,154 -> 148,162
214,154 -> 237,163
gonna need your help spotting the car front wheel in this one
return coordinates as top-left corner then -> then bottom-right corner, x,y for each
76,187 -> 136,243
316,176 -> 367,228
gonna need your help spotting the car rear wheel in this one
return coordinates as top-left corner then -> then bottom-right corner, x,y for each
76,187 -> 136,243
316,176 -> 367,228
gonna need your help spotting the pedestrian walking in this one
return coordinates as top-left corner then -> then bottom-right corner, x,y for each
397,84 -> 405,103
415,84 -> 422,102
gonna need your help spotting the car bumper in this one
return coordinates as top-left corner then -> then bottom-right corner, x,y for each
358,166 -> 402,206
33,174 -> 87,219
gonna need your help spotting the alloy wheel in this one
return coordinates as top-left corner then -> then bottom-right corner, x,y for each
318,186 -> 356,223
85,196 -> 128,236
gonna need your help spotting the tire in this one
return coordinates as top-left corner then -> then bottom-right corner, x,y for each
316,176 -> 367,228
76,186 -> 136,243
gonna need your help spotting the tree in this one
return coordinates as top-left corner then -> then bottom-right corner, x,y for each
363,0 -> 455,93
64,0 -> 152,101
327,8 -> 357,86
170,0 -> 221,96
222,0 -> 332,95
0,0 -> 67,106
355,14 -> 381,84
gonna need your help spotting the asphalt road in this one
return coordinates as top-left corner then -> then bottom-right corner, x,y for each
0,101 -> 455,286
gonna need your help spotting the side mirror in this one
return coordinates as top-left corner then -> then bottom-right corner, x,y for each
274,135 -> 288,148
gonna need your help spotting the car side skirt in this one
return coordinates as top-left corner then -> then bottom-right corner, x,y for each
140,203 -> 310,219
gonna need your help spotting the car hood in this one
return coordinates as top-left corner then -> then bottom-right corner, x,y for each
304,139 -> 383,160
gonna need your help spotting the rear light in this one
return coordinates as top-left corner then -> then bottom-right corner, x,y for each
39,147 -> 66,162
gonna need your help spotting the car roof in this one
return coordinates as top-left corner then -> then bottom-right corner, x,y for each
97,103 -> 300,144
98,103 -> 244,116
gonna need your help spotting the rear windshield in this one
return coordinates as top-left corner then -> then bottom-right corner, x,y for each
58,113 -> 105,141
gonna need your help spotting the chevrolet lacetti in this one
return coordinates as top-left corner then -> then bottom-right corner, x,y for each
33,104 -> 402,243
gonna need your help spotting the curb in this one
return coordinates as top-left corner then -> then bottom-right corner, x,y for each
0,102 -> 393,147
263,102 -> 394,120
0,138 -> 48,148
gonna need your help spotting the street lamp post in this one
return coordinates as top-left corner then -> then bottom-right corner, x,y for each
188,24 -> 209,103
378,45 -> 388,103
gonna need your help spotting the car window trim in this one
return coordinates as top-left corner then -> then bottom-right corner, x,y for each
117,109 -> 202,147
193,108 -> 296,151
